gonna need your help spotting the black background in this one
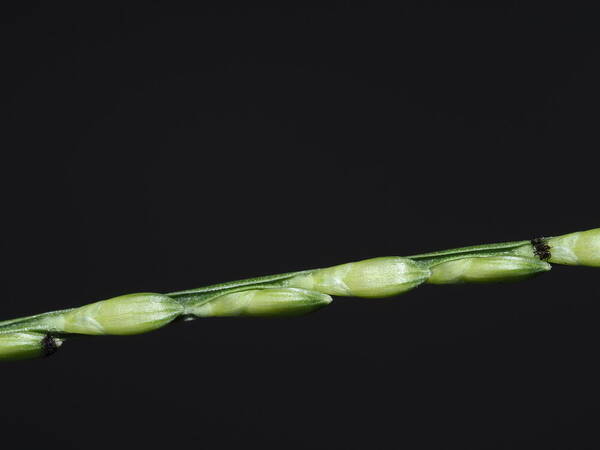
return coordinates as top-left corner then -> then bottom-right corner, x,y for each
1,3 -> 599,449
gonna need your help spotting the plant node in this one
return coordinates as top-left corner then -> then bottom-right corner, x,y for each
531,237 -> 551,261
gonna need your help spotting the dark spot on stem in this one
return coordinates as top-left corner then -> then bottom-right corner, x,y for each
531,237 -> 551,261
41,334 -> 60,357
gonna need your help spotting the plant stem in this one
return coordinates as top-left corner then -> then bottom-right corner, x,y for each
0,241 -> 541,335
408,239 -> 535,265
2,227 -> 599,361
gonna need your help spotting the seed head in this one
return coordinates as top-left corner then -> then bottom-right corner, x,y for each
547,228 -> 600,267
0,332 -> 64,361
190,288 -> 332,317
427,256 -> 551,284
285,257 -> 431,298
61,293 -> 183,335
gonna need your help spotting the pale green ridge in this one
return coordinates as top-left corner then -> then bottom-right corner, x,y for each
547,228 -> 600,267
427,256 -> 551,284
189,288 -> 332,317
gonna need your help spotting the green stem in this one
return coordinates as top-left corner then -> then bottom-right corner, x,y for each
409,239 -> 535,266
166,269 -> 316,312
8,228 -> 600,361
0,272 -> 316,335
0,236 -> 560,336
167,270 -> 313,302
0,309 -> 74,334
